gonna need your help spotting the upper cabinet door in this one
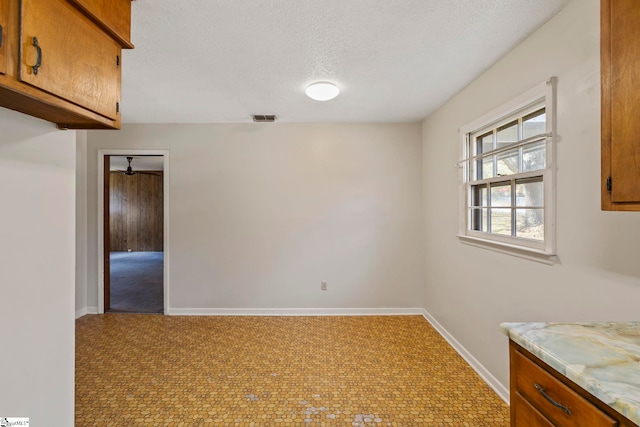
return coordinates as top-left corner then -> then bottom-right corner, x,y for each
19,0 -> 121,120
602,0 -> 640,210
0,0 -> 7,75
610,0 -> 640,202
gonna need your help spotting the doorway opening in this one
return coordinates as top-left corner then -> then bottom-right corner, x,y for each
102,154 -> 167,313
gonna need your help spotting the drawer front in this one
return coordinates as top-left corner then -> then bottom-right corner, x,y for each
514,392 -> 555,427
20,0 -> 120,120
514,350 -> 617,427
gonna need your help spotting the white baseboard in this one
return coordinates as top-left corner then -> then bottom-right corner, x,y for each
421,308 -> 510,404
76,307 -> 98,319
167,307 -> 424,316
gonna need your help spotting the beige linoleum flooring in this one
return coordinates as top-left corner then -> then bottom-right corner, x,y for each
75,315 -> 508,426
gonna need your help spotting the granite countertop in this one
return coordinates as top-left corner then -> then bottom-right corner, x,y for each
501,322 -> 640,425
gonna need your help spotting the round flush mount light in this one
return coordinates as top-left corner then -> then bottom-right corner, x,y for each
305,82 -> 340,101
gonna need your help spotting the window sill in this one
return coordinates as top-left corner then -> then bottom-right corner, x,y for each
456,234 -> 557,265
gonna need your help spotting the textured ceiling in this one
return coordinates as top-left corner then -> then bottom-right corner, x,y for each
121,0 -> 570,124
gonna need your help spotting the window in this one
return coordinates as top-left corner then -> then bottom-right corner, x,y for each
458,78 -> 556,263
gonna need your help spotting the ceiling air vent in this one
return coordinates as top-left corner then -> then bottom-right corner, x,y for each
252,115 -> 277,123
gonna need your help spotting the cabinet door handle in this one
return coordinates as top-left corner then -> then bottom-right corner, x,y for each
534,383 -> 572,415
32,37 -> 42,75
0,25 -> 3,48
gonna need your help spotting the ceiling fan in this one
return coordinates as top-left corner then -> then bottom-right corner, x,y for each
117,157 -> 161,176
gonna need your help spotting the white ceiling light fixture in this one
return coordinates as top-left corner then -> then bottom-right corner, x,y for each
305,82 -> 340,101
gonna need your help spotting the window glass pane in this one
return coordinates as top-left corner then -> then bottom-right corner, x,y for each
522,141 -> 546,172
469,159 -> 478,182
479,132 -> 494,155
471,185 -> 488,207
490,208 -> 511,236
523,108 -> 546,139
490,182 -> 511,207
516,208 -> 544,240
516,179 -> 544,207
470,208 -> 488,232
496,120 -> 517,150
497,148 -> 519,176
482,157 -> 494,179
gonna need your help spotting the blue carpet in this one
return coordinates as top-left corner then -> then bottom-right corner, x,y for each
109,251 -> 164,313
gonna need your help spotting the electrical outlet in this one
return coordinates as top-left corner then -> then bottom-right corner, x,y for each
321,281 -> 327,291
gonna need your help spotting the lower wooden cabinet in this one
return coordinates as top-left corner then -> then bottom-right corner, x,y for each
513,392 -> 554,427
509,341 -> 636,427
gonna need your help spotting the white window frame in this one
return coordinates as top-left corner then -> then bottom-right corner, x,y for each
457,77 -> 557,264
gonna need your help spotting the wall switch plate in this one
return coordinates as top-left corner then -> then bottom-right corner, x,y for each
321,281 -> 327,291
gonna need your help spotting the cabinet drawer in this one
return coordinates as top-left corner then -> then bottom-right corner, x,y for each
514,349 -> 617,427
19,0 -> 120,120
514,392 -> 554,427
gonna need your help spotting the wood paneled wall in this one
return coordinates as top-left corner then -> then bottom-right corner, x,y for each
109,171 -> 163,252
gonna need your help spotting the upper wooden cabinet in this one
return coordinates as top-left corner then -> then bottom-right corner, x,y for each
0,0 -> 7,75
21,0 -> 121,121
602,0 -> 640,210
0,0 -> 133,129
67,0 -> 133,48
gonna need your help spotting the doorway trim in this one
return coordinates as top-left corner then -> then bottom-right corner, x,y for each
97,149 -> 170,314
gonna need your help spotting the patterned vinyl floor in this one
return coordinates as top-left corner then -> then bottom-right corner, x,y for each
75,315 -> 508,426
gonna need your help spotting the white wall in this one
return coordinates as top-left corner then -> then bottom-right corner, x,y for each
422,0 -> 640,393
0,109 -> 75,424
85,123 -> 423,312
